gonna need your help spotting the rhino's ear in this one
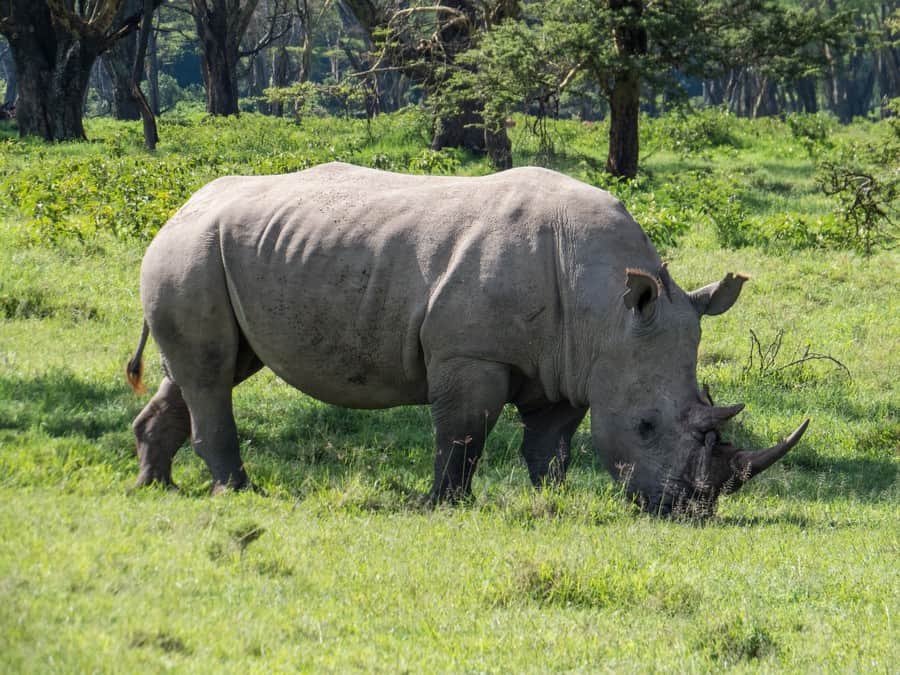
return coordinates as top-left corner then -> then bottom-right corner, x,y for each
689,273 -> 749,316
624,268 -> 660,317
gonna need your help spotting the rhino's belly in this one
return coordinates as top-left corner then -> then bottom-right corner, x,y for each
222,249 -> 430,409
245,326 -> 429,409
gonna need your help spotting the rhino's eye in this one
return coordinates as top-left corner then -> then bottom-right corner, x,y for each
637,419 -> 655,439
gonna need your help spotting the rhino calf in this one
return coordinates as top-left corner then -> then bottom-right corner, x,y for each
127,162 -> 808,516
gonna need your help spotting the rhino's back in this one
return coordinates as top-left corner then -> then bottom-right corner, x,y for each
153,163 -> 655,408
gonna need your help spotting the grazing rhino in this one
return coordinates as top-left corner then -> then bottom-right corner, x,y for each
127,162 -> 808,516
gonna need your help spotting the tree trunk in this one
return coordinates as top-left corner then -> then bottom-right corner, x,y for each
9,28 -> 97,140
132,0 -> 159,150
606,70 -> 641,178
104,55 -> 142,120
751,76 -> 778,118
199,37 -> 240,115
249,53 -> 268,114
340,0 -> 512,167
606,0 -> 646,179
703,78 -> 725,107
103,0 -> 141,122
795,76 -> 818,113
190,0 -> 260,116
269,43 -> 289,116
430,1 -> 512,168
146,22 -> 160,115
298,1 -> 312,84
432,99 -> 485,153
1,43 -> 16,108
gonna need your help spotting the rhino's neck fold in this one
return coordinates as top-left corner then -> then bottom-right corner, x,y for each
549,216 -> 593,406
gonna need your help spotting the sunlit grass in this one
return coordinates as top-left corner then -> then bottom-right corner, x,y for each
0,112 -> 897,671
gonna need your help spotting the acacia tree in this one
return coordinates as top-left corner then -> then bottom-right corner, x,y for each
341,0 -> 517,168
0,38 -> 15,109
103,0 -> 161,148
0,0 -> 146,140
188,0 -> 292,115
470,0 -> 848,178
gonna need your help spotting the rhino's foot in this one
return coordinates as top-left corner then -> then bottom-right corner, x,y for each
134,470 -> 179,492
210,470 -> 256,496
427,484 -> 476,507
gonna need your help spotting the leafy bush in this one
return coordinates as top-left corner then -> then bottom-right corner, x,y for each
667,171 -> 752,247
647,107 -> 742,156
749,212 -> 845,250
785,112 -> 835,157
588,171 -> 690,250
2,153 -> 206,241
817,120 -> 898,255
407,148 -> 461,175
262,82 -> 318,121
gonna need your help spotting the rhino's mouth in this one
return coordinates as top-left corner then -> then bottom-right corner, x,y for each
633,481 -> 720,519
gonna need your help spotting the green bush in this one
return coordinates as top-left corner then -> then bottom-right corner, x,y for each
647,107 -> 742,156
1,153 -> 205,241
816,123 -> 898,255
588,171 -> 690,250
785,112 -> 835,156
407,148 -> 461,175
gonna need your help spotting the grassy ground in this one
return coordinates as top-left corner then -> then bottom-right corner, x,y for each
0,111 -> 897,672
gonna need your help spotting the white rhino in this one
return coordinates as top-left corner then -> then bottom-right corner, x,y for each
127,162 -> 808,516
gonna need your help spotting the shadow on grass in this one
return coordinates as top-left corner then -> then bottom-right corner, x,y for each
729,422 -> 897,502
0,370 -> 134,439
712,513 -> 813,528
1,370 -> 893,503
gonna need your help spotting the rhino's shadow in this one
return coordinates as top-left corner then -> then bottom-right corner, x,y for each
0,370 -> 135,440
1,370 -> 895,503
721,422 -> 897,503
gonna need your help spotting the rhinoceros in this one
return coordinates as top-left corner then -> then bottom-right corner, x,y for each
126,162 -> 808,516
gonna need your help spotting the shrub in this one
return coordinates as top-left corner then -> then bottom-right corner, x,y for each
817,140 -> 898,255
785,112 -> 835,157
668,171 -> 752,248
588,171 -> 690,250
407,148 -> 461,175
648,107 -> 742,157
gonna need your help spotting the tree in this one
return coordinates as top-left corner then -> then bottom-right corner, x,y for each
341,0 -> 517,168
468,0 -> 849,178
0,37 -> 16,109
103,0 -> 143,119
188,0 -> 292,115
103,0 -> 161,148
0,0 -> 146,140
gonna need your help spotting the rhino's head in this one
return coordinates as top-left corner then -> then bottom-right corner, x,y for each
590,268 -> 809,517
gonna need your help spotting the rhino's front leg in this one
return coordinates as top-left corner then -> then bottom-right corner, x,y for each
517,401 -> 588,487
133,376 -> 190,488
428,358 -> 511,503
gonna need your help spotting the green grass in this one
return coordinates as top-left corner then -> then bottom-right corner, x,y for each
0,111 -> 897,672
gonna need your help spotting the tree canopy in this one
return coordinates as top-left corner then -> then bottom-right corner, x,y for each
1,0 -> 897,174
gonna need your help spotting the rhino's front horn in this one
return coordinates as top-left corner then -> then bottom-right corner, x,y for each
730,419 -> 810,480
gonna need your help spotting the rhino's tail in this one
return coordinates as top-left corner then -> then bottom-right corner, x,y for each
126,320 -> 150,395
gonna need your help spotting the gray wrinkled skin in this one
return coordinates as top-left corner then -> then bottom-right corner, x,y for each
130,162 -> 807,515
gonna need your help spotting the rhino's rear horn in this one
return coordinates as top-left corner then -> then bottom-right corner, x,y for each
689,403 -> 744,430
730,419 -> 810,480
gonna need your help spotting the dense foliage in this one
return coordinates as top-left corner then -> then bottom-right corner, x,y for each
1,108 -> 894,253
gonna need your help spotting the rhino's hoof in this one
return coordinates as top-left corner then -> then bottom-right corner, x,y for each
134,471 -> 178,490
211,480 -> 262,496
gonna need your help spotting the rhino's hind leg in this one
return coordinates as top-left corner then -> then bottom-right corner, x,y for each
133,376 -> 190,488
516,401 -> 588,487
428,359 -> 510,503
132,346 -> 262,489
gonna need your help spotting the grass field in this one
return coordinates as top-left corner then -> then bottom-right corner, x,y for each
0,111 -> 897,672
